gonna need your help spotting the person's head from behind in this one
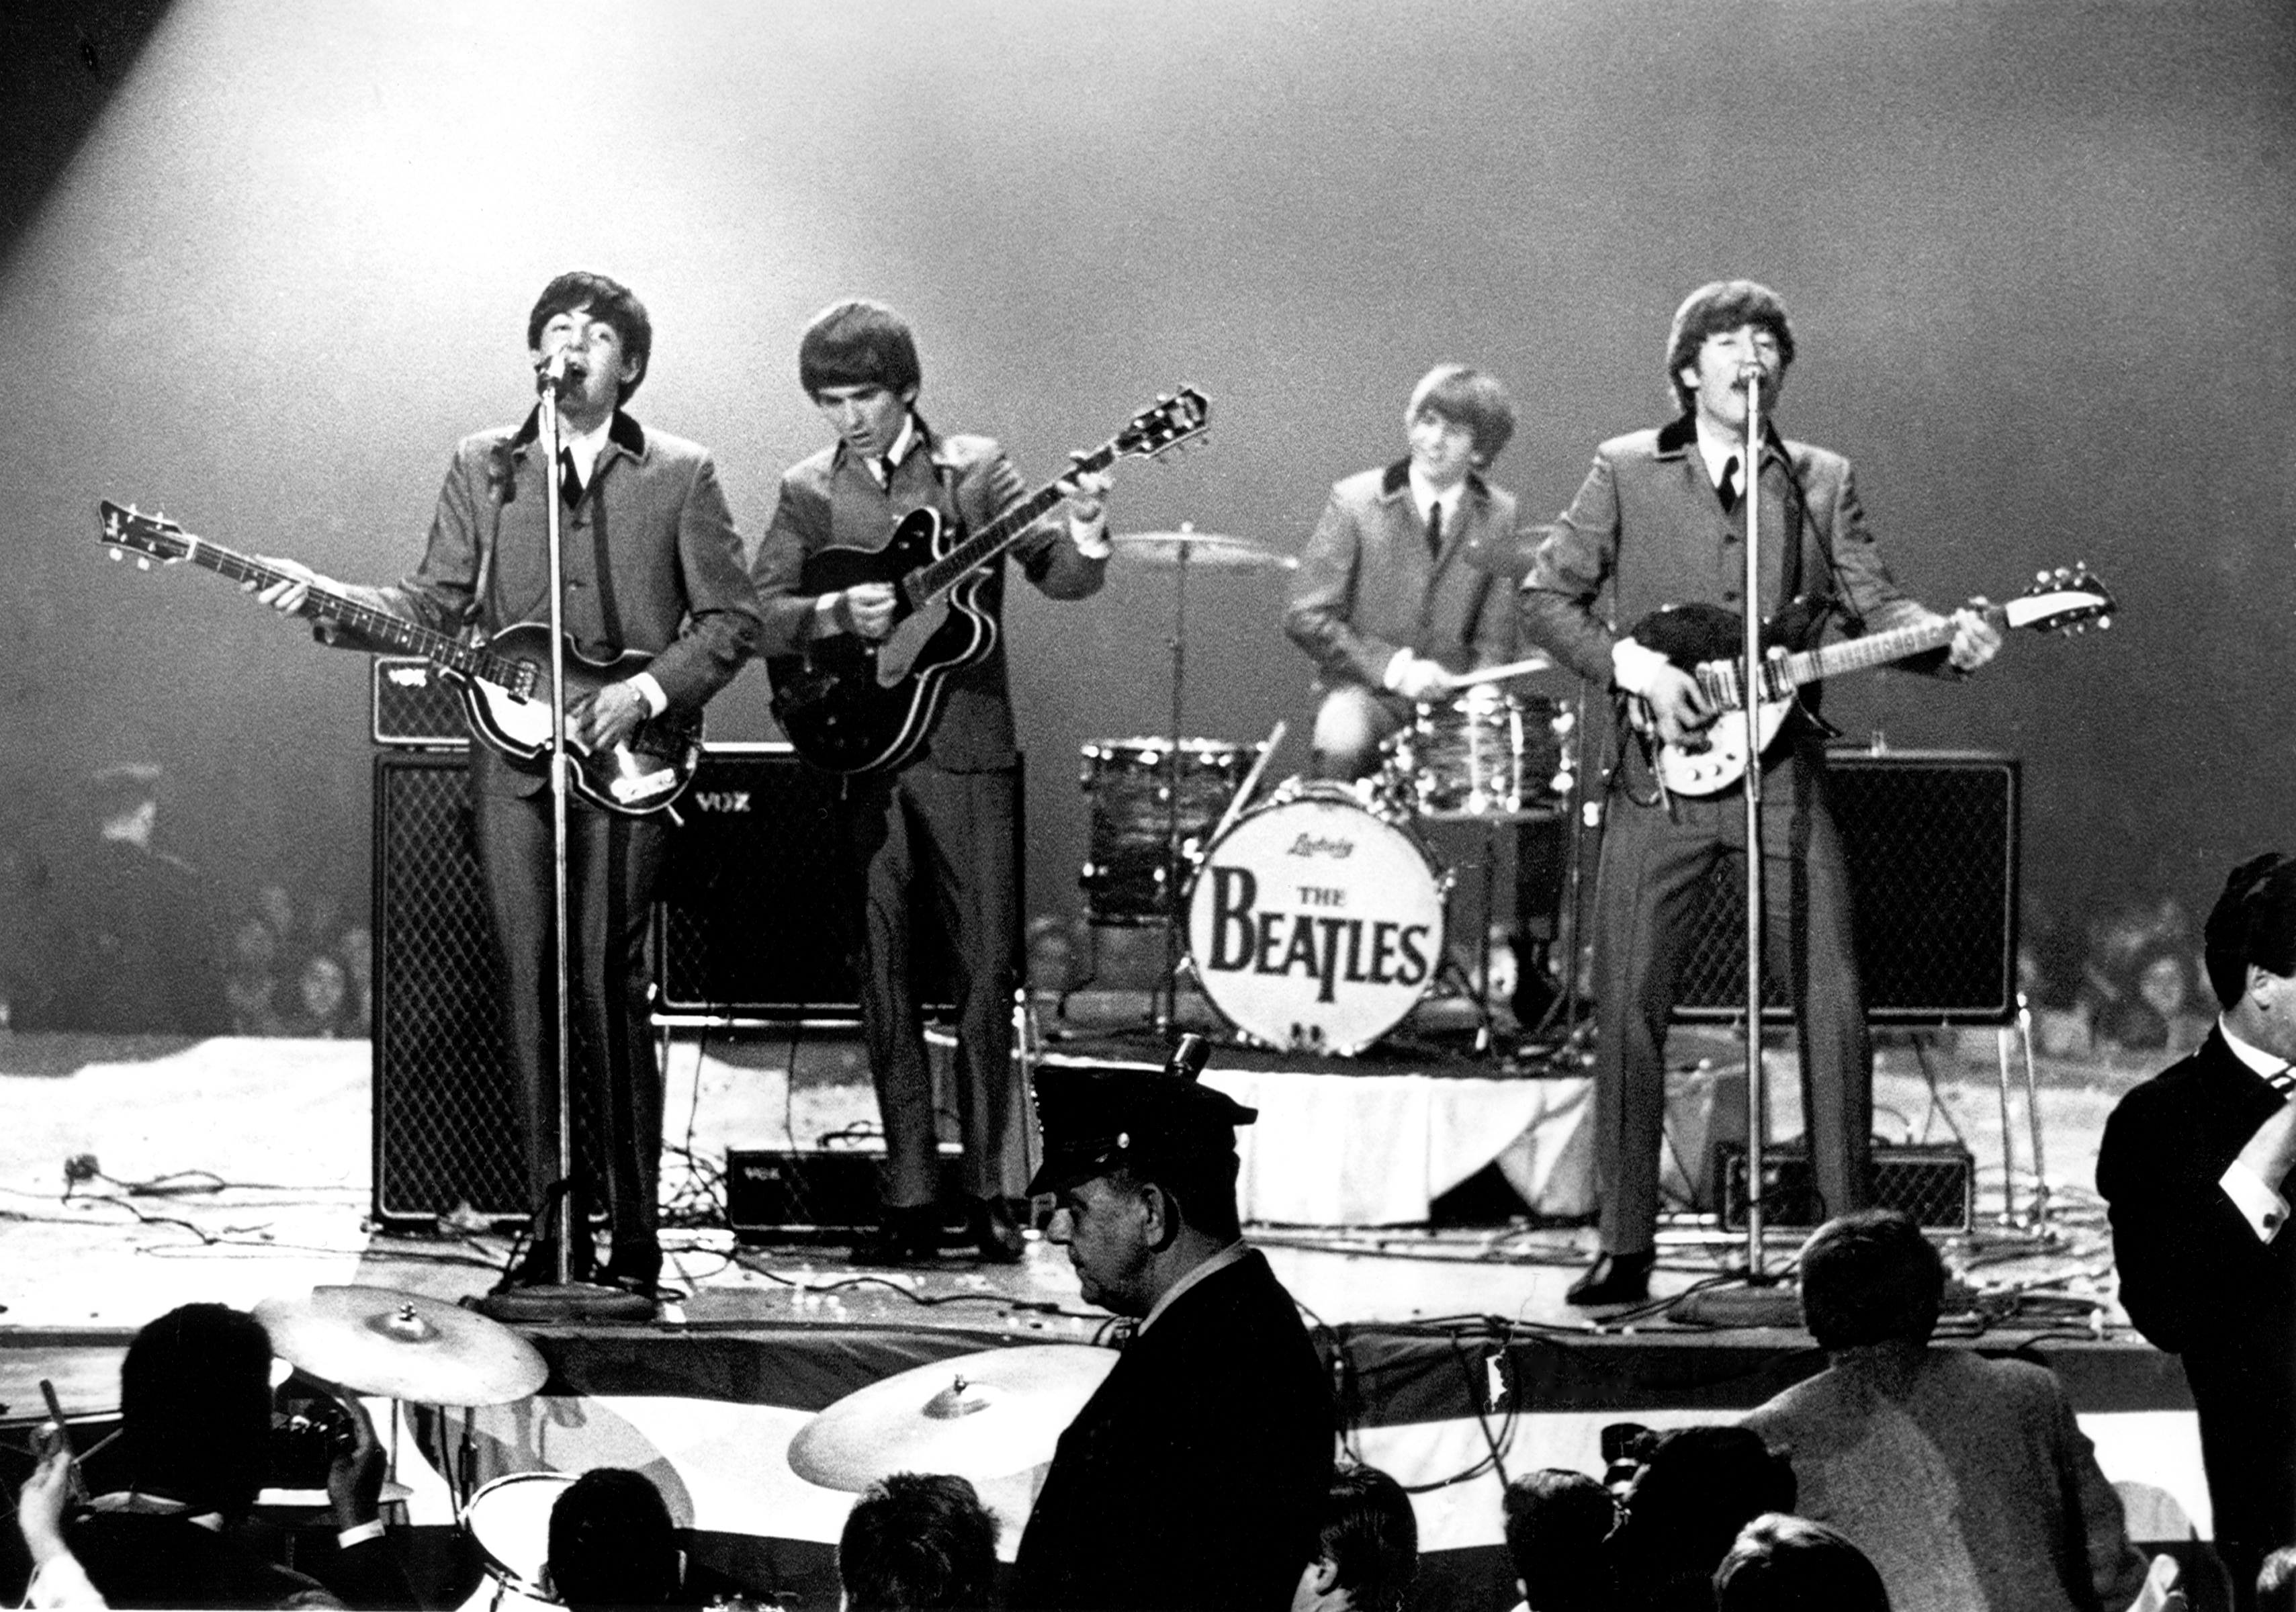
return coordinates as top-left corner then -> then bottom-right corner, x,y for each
121,1303 -> 274,1522
2203,853 -> 2296,1060
2257,1546 -> 2296,1612
1292,1463 -> 1417,1612
1404,364 -> 1515,487
1501,1468 -> 1616,1612
1619,1425 -> 1796,1586
1713,1514 -> 1891,1612
1796,1208 -> 1946,1352
548,1468 -> 680,1610
527,270 -> 653,410
838,1471 -> 998,1612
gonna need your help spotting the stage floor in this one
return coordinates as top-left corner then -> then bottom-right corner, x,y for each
0,1016 -> 2218,1611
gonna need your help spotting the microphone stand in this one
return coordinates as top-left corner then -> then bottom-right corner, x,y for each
1738,371 -> 1771,1288
480,356 -> 650,1323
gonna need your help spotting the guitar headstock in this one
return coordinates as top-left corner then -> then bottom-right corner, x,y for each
1114,387 -> 1211,464
97,500 -> 193,571
2000,563 -> 2115,635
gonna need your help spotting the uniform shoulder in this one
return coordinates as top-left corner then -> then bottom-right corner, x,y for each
633,421 -> 715,467
1779,437 -> 1851,482
1594,425 -> 1667,463
776,443 -> 840,493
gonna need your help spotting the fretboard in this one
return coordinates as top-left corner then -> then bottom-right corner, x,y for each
1696,612 -> 1979,709
908,439 -> 1119,602
176,535 -> 533,693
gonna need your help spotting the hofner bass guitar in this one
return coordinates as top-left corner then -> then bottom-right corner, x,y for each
96,500 -> 700,816
1631,564 -> 2115,797
766,388 -> 1211,774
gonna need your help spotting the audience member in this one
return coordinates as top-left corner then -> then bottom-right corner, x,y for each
838,1472 -> 999,1612
1739,1209 -> 2148,1612
547,1468 -> 683,1610
1712,1514 -> 1892,1612
1008,1065 -> 1335,1611
1291,1464 -> 1418,1612
1606,1425 -> 1796,1612
18,1433 -> 106,1610
60,1302 -> 410,1609
1502,1468 -> 1617,1612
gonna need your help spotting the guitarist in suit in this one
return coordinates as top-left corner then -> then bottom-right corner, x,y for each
1284,363 -> 1524,781
255,271 -> 762,1296
1515,279 -> 2000,1306
2099,853 -> 2296,1608
750,298 -> 1112,1264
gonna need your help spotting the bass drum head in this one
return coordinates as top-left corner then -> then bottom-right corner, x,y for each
1185,782 -> 1445,1056
463,1470 -> 577,1604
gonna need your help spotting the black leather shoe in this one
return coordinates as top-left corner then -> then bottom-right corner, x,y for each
852,1204 -> 942,1265
1566,1250 -> 1656,1306
601,1241 -> 663,1297
967,1196 -> 1026,1264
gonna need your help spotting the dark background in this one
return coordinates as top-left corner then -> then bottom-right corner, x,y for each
1,1 -> 2289,1021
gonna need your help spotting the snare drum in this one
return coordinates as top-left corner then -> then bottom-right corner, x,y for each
462,1470 -> 576,1609
1184,781 -> 1448,1055
1385,688 -> 1574,819
1079,737 -> 1253,924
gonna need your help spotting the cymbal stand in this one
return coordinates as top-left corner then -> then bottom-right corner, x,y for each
1151,523 -> 1197,1041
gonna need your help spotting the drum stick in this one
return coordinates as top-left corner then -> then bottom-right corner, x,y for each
1209,721 -> 1287,848
1448,656 -> 1552,688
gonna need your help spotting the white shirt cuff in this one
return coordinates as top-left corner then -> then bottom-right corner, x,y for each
336,1519 -> 388,1549
2219,1159 -> 2290,1243
1068,512 -> 1112,559
625,672 -> 668,717
1381,649 -> 1413,691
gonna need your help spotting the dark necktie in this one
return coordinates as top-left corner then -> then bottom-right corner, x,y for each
1425,502 -> 1444,559
558,448 -> 583,507
880,453 -> 899,490
1718,455 -> 1740,512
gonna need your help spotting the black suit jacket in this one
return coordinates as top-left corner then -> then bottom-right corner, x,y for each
1010,1249 -> 1335,1612
71,1511 -> 414,1609
2098,1028 -> 2296,1560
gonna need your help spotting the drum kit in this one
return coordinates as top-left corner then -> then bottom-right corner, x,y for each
1085,527 -> 1584,1057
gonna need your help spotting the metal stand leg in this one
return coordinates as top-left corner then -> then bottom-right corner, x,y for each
2015,991 -> 2055,1237
1992,1022 -> 2022,1228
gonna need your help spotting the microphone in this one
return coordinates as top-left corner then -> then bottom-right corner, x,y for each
535,349 -> 578,392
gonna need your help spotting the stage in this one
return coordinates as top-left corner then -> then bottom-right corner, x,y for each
0,1015 -> 2215,1610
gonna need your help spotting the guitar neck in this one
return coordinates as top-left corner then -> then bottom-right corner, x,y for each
1703,609 -> 1991,708
911,440 -> 1118,601
177,534 -> 524,688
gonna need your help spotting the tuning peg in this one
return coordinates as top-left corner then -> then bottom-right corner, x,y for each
108,547 -> 124,562
136,557 -> 151,571
2098,615 -> 2111,630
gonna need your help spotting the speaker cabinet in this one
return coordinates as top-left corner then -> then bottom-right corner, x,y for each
654,743 -> 957,1020
1670,749 -> 2019,1026
371,754 -> 522,1227
1716,1142 -> 1976,1232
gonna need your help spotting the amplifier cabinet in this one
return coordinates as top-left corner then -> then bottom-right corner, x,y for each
370,656 -> 470,748
1717,1141 -> 1976,1232
1668,749 -> 2019,1026
653,744 -> 958,1020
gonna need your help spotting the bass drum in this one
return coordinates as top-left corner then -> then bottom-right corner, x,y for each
461,1470 -> 576,1610
1185,782 -> 1447,1056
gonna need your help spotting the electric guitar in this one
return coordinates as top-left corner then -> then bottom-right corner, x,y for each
1630,564 -> 2115,797
96,500 -> 701,816
766,388 -> 1211,774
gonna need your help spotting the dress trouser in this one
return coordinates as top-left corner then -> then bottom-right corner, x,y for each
474,779 -> 667,1251
1590,745 -> 1872,1255
842,760 -> 1026,1208
2186,1346 -> 2296,1612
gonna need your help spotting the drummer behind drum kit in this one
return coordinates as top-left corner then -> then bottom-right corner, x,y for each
1083,527 -> 1579,1057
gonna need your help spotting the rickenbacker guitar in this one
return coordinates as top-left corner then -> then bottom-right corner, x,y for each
96,500 -> 701,816
1630,564 -> 2115,797
766,388 -> 1211,774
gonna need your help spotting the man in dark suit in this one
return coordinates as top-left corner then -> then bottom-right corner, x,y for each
258,271 -> 762,1294
1517,279 -> 2000,1305
1285,363 -> 1524,780
2100,852 -> 2296,1608
751,300 -> 1112,1265
1010,1063 -> 1335,1612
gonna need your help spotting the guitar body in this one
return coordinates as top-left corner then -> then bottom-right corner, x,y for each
765,507 -> 1000,774
1630,600 -> 1816,798
453,622 -> 702,815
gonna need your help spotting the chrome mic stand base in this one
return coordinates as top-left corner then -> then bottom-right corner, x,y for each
474,1281 -> 653,1324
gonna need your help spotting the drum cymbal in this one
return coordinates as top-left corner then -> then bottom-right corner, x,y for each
253,1286 -> 547,1406
1114,531 -> 1298,570
787,1344 -> 1115,1491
